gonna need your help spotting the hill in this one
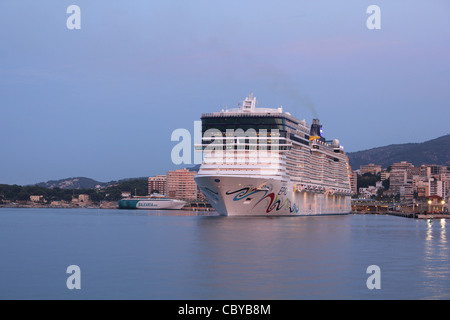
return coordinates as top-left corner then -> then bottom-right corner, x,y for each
35,177 -> 105,189
34,176 -> 149,191
1,177 -> 150,203
347,134 -> 450,169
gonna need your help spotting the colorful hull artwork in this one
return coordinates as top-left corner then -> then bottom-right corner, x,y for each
225,186 -> 299,214
195,176 -> 351,216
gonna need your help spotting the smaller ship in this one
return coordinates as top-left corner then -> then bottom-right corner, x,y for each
118,194 -> 187,210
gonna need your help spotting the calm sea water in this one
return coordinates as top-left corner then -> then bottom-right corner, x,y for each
0,208 -> 449,300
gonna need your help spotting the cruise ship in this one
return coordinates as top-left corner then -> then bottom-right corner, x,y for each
194,94 -> 353,216
118,194 -> 187,210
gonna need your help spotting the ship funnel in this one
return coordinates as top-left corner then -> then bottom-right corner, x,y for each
309,118 -> 323,141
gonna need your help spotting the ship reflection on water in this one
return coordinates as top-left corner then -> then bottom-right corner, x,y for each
194,215 -> 355,299
1,209 -> 450,300
193,214 -> 450,299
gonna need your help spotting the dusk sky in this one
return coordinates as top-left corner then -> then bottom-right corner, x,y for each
1,1 -> 449,185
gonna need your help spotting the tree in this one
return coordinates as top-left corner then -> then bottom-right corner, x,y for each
105,189 -> 122,201
90,192 -> 105,203
377,188 -> 384,198
62,193 -> 73,202
115,178 -> 148,196
357,173 -> 378,189
2,185 -> 22,201
16,190 -> 30,202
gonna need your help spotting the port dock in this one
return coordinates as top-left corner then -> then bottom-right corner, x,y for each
353,211 -> 450,219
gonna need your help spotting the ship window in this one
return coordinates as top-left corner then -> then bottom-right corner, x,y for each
202,116 -> 287,135
289,133 -> 310,146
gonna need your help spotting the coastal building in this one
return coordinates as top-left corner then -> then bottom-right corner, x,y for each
121,191 -> 131,198
447,168 -> 450,195
50,201 -> 71,207
447,192 -> 450,212
167,169 -> 198,201
428,165 -> 447,176
148,175 -> 168,196
355,161 -> 449,204
415,180 -> 429,198
429,177 -> 447,198
360,163 -> 382,175
391,161 -> 414,175
350,171 -> 358,194
79,194 -> 90,203
381,162 -> 449,202
400,185 -> 413,202
72,194 -> 90,204
448,173 -> 450,199
421,195 -> 447,213
358,186 -> 378,199
380,170 -> 390,182
389,161 -> 414,194
30,195 -> 44,203
390,169 -> 408,194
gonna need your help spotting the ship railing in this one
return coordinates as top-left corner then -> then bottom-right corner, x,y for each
194,143 -> 292,151
197,170 -> 286,178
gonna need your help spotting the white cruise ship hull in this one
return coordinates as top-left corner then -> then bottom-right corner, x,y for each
194,94 -> 354,216
195,175 -> 351,216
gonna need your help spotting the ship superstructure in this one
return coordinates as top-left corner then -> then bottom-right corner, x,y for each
194,94 -> 352,216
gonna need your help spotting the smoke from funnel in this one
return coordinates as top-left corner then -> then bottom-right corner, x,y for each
251,64 -> 319,119
261,68 -> 319,118
272,81 -> 319,118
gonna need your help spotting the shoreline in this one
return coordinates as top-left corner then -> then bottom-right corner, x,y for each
0,203 -> 213,211
2,205 -> 448,219
353,211 -> 450,220
0,203 -> 117,209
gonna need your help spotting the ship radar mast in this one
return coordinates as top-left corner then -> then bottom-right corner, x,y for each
241,93 -> 256,112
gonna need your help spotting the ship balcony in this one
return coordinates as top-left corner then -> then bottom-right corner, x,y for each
197,167 -> 286,177
201,155 -> 286,166
194,142 -> 292,152
199,162 -> 286,170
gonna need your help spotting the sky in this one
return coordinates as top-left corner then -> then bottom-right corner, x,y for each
0,0 -> 449,185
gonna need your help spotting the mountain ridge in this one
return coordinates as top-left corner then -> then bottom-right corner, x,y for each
35,177 -> 104,189
34,176 -> 147,189
30,136 -> 450,188
347,134 -> 450,169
